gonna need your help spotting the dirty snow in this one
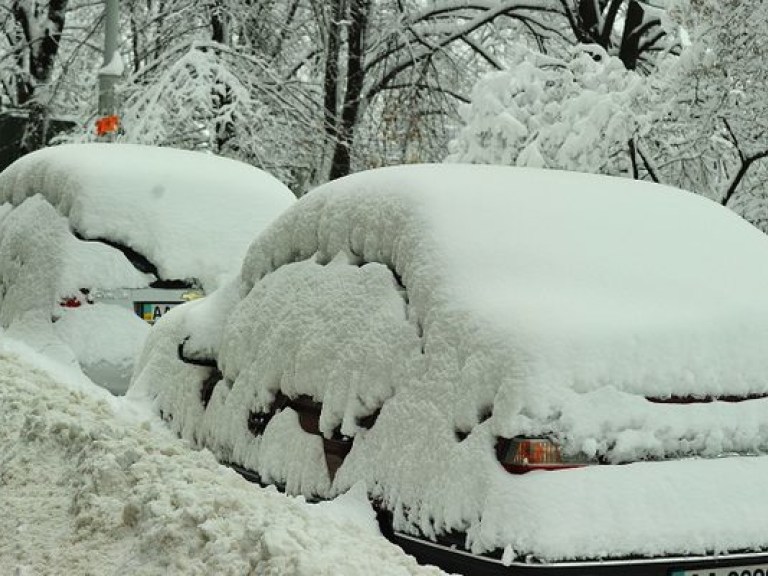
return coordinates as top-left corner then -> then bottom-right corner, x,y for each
0,338 -> 447,576
132,164 -> 768,561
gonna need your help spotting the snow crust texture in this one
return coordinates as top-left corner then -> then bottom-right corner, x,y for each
0,351 -> 446,576
133,164 -> 768,561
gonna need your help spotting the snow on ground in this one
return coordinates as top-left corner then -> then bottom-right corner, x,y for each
133,164 -> 768,561
0,337 -> 448,576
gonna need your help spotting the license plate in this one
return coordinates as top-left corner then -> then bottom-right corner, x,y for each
671,564 -> 768,576
135,302 -> 179,324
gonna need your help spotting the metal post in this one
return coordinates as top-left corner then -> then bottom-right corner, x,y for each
98,0 -> 120,117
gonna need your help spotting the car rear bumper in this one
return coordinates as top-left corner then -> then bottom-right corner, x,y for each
392,531 -> 768,576
91,286 -> 202,324
228,462 -> 768,576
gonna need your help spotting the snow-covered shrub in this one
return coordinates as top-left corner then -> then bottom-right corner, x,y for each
448,45 -> 648,177
119,44 -> 252,150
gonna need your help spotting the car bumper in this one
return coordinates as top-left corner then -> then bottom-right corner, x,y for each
91,286 -> 201,324
392,531 -> 768,576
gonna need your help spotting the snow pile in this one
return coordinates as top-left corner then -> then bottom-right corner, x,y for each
0,197 -> 68,326
0,143 -> 296,289
132,164 -> 768,561
53,303 -> 150,394
0,195 -> 151,390
0,349 -> 446,576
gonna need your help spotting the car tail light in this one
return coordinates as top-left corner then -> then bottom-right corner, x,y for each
59,296 -> 82,308
58,289 -> 92,308
495,437 -> 590,474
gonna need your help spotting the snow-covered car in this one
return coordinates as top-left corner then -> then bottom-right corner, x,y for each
131,164 -> 768,575
0,143 -> 294,394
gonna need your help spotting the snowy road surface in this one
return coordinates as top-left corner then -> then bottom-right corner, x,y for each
0,349 -> 448,575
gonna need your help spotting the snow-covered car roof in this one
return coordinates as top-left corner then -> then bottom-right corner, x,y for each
0,143 -> 296,289
242,163 -> 768,402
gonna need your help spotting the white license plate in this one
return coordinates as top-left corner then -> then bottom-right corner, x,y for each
671,564 -> 768,576
135,302 -> 180,324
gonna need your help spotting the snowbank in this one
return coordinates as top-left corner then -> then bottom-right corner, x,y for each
132,164 -> 768,561
0,349 -> 445,576
0,143 -> 296,289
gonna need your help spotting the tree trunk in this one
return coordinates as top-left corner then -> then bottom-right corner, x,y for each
329,0 -> 370,181
577,0 -> 600,41
13,0 -> 69,153
323,0 -> 344,170
208,0 -> 234,152
210,0 -> 227,44
21,101 -> 48,153
618,0 -> 655,70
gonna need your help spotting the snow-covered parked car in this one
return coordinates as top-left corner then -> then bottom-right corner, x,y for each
131,164 -> 768,575
0,143 -> 294,394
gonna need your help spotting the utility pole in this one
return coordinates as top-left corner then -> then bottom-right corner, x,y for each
97,0 -> 121,117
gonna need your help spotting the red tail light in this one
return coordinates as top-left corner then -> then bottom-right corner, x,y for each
496,437 -> 590,474
58,289 -> 92,309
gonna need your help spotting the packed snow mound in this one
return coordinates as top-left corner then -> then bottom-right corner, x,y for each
53,304 -> 149,367
0,143 -> 296,289
0,351 -> 446,576
53,303 -> 150,394
132,164 -> 768,561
